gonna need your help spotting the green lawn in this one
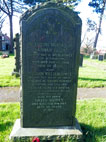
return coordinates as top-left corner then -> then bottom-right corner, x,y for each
76,99 -> 106,142
0,55 -> 20,87
0,103 -> 20,142
78,58 -> 106,88
0,99 -> 106,142
0,55 -> 106,87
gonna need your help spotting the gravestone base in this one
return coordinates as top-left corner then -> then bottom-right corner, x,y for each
10,119 -> 82,142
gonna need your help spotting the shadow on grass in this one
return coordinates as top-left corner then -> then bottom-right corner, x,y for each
79,77 -> 106,82
9,53 -> 14,56
0,121 -> 13,132
81,123 -> 106,142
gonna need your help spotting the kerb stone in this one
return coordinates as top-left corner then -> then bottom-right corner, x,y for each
10,119 -> 82,142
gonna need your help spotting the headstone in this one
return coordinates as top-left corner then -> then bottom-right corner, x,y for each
10,2 -> 82,142
104,53 -> 106,60
98,54 -> 104,61
79,54 -> 83,67
12,33 -> 20,76
90,53 -> 98,59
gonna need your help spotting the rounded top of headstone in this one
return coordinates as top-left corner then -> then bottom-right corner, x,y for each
20,2 -> 81,25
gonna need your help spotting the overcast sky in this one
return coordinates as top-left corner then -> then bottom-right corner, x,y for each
2,0 -> 106,49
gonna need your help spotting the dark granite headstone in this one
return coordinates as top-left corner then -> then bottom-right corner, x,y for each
12,33 -> 20,76
10,2 -> 82,141
79,54 -> 83,67
98,54 -> 104,61
20,3 -> 81,128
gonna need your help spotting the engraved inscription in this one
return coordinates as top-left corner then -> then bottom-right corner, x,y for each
32,95 -> 66,111
24,43 -> 75,112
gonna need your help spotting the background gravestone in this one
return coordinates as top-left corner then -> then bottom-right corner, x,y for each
98,54 -> 104,61
104,53 -> 106,60
79,54 -> 83,67
12,33 -> 20,76
10,2 -> 82,142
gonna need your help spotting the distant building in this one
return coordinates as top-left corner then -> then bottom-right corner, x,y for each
2,34 -> 10,51
0,33 -> 12,52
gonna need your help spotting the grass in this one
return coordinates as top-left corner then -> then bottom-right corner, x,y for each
0,55 -> 106,87
0,99 -> 106,142
0,103 -> 20,142
78,58 -> 106,88
76,99 -> 106,142
0,55 -> 20,87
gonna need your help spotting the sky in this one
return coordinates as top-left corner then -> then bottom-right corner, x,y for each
2,14 -> 20,36
76,0 -> 106,49
2,0 -> 106,49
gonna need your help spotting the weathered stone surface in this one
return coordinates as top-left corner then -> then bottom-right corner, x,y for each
12,33 -> 20,76
10,119 -> 82,142
20,2 -> 82,128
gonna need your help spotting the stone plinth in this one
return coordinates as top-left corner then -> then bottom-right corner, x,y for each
10,119 -> 82,142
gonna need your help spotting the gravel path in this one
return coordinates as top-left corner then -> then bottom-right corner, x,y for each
0,87 -> 106,103
0,87 -> 20,103
77,88 -> 106,99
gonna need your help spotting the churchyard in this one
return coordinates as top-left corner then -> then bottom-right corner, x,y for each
0,2 -> 106,142
1,54 -> 106,142
0,55 -> 106,88
0,55 -> 106,142
0,48 -> 106,142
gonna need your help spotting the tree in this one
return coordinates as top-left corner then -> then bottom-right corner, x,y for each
81,18 -> 97,46
23,0 -> 81,7
0,12 -> 6,30
0,0 -> 27,52
89,0 -> 106,49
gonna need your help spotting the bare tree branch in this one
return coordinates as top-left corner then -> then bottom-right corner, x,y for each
0,0 -> 28,52
3,0 -> 10,14
10,0 -> 13,15
0,5 -> 9,15
0,15 -> 7,28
